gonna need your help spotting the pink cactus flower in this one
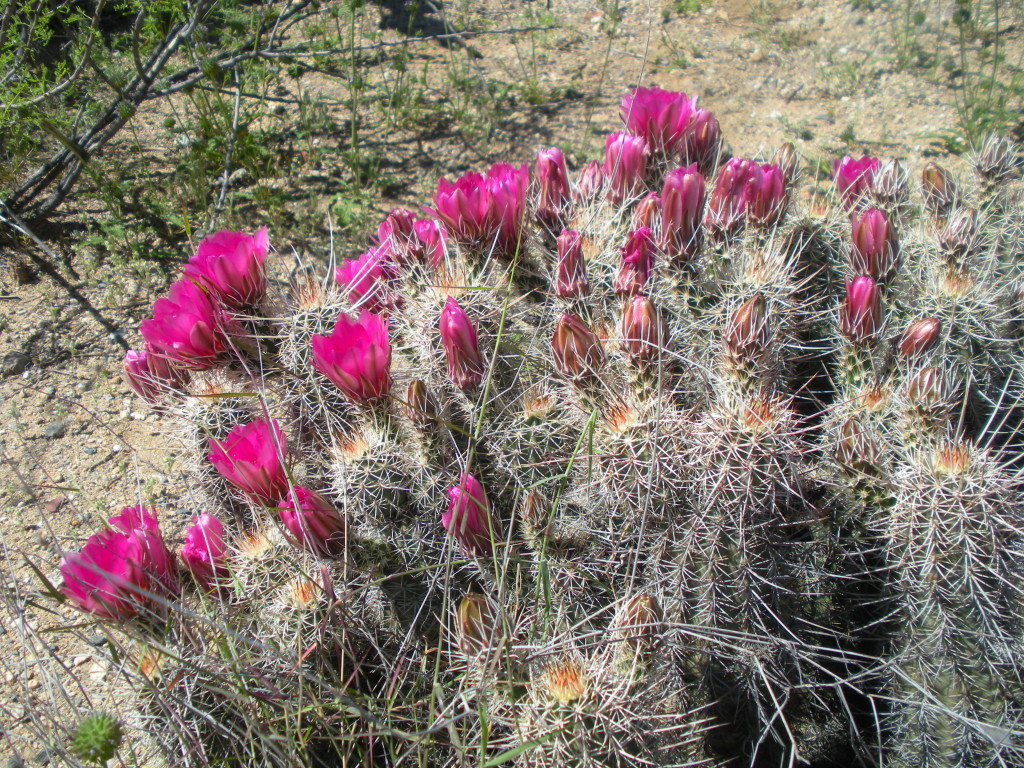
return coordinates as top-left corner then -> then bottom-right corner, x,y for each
614,227 -> 655,297
487,162 -> 529,256
620,86 -> 698,157
311,310 -> 392,403
632,191 -> 661,231
208,418 -> 290,505
335,245 -> 402,312
376,208 -> 420,265
444,474 -> 498,557
833,155 -> 880,211
414,218 -> 448,269
139,278 -> 228,369
554,229 -> 589,299
61,505 -> 178,619
435,171 -> 491,242
180,514 -> 230,593
705,157 -> 760,241
604,132 -> 649,206
183,227 -> 269,309
747,163 -> 788,228
536,147 -> 570,227
552,313 -> 605,379
840,275 -> 884,344
440,297 -> 485,390
850,208 -> 899,282
660,165 -> 705,262
574,160 -> 605,203
278,486 -> 346,557
123,346 -> 188,405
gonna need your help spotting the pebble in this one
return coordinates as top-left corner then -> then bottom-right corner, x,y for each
42,386 -> 55,400
83,447 -> 97,455
1,351 -> 30,378
42,421 -> 65,440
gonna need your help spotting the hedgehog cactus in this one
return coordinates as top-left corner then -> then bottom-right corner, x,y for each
52,88 -> 1024,767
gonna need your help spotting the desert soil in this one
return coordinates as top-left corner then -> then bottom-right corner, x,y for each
0,0 -> 1016,763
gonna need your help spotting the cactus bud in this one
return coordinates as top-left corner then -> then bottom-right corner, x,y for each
278,486 -> 347,558
610,593 -> 663,656
686,106 -> 722,174
849,208 -> 899,282
457,593 -> 498,656
897,318 -> 941,358
772,142 -> 799,185
180,514 -> 230,593
747,163 -> 788,228
445,474 -> 498,557
554,229 -> 589,299
659,164 -> 705,263
975,134 -> 1019,186
404,379 -> 438,425
907,366 -> 950,410
939,208 -> 981,267
603,132 -> 649,205
840,276 -> 883,344
574,160 -> 605,203
614,227 -> 655,297
705,156 -> 758,240
835,419 -> 881,475
521,489 -> 551,540
724,293 -> 770,362
536,147 -> 570,227
621,295 -> 668,362
631,191 -> 661,231
921,162 -> 959,216
870,158 -> 909,210
545,660 -> 586,704
552,313 -> 605,379
440,297 -> 485,390
376,208 -> 419,265
832,155 -> 879,211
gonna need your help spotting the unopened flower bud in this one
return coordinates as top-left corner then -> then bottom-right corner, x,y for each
840,275 -> 883,344
614,227 -> 655,297
921,162 -> 960,216
536,147 -> 570,227
772,142 -> 799,185
603,132 -> 649,206
835,419 -> 881,475
939,208 -> 980,267
574,160 -> 605,203
849,208 -> 899,282
631,192 -> 661,231
521,489 -> 551,540
907,366 -> 950,409
610,593 -> 663,655
660,164 -> 705,262
897,317 -> 941,358
724,293 -> 770,362
444,474 -> 498,557
457,594 -> 498,656
685,107 -> 722,174
975,134 -> 1019,186
552,313 -> 605,379
871,158 -> 909,210
554,229 -> 589,299
440,297 -> 485,390
278,486 -> 347,558
404,379 -> 438,426
621,295 -> 668,362
705,156 -> 758,240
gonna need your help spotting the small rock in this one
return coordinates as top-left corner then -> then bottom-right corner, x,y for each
83,447 -> 97,455
111,444 -> 122,454
42,421 -> 65,439
86,634 -> 107,647
42,386 -> 55,400
1,352 -> 30,378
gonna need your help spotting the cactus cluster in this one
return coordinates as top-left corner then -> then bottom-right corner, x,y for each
60,88 -> 1024,767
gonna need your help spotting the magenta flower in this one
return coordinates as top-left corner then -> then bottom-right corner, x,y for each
552,313 -> 605,379
487,162 -> 529,256
614,227 -> 655,297
620,86 -> 697,157
335,245 -> 402,312
554,229 -> 589,299
850,208 -> 899,282
123,346 -> 188,405
574,160 -> 605,203
747,163 -> 788,228
444,474 -> 498,557
208,418 -> 290,505
183,227 -> 269,309
311,310 -> 392,403
840,275 -> 884,344
684,107 -> 722,173
621,295 -> 668,362
278,486 -> 346,557
705,157 -> 760,241
604,132 -> 649,206
376,208 -> 419,265
180,514 -> 230,593
660,165 -> 705,262
440,297 -> 485,390
435,171 -> 491,242
833,155 -> 880,211
414,218 -> 448,269
536,147 -> 570,227
61,505 -> 177,620
139,278 -> 228,369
